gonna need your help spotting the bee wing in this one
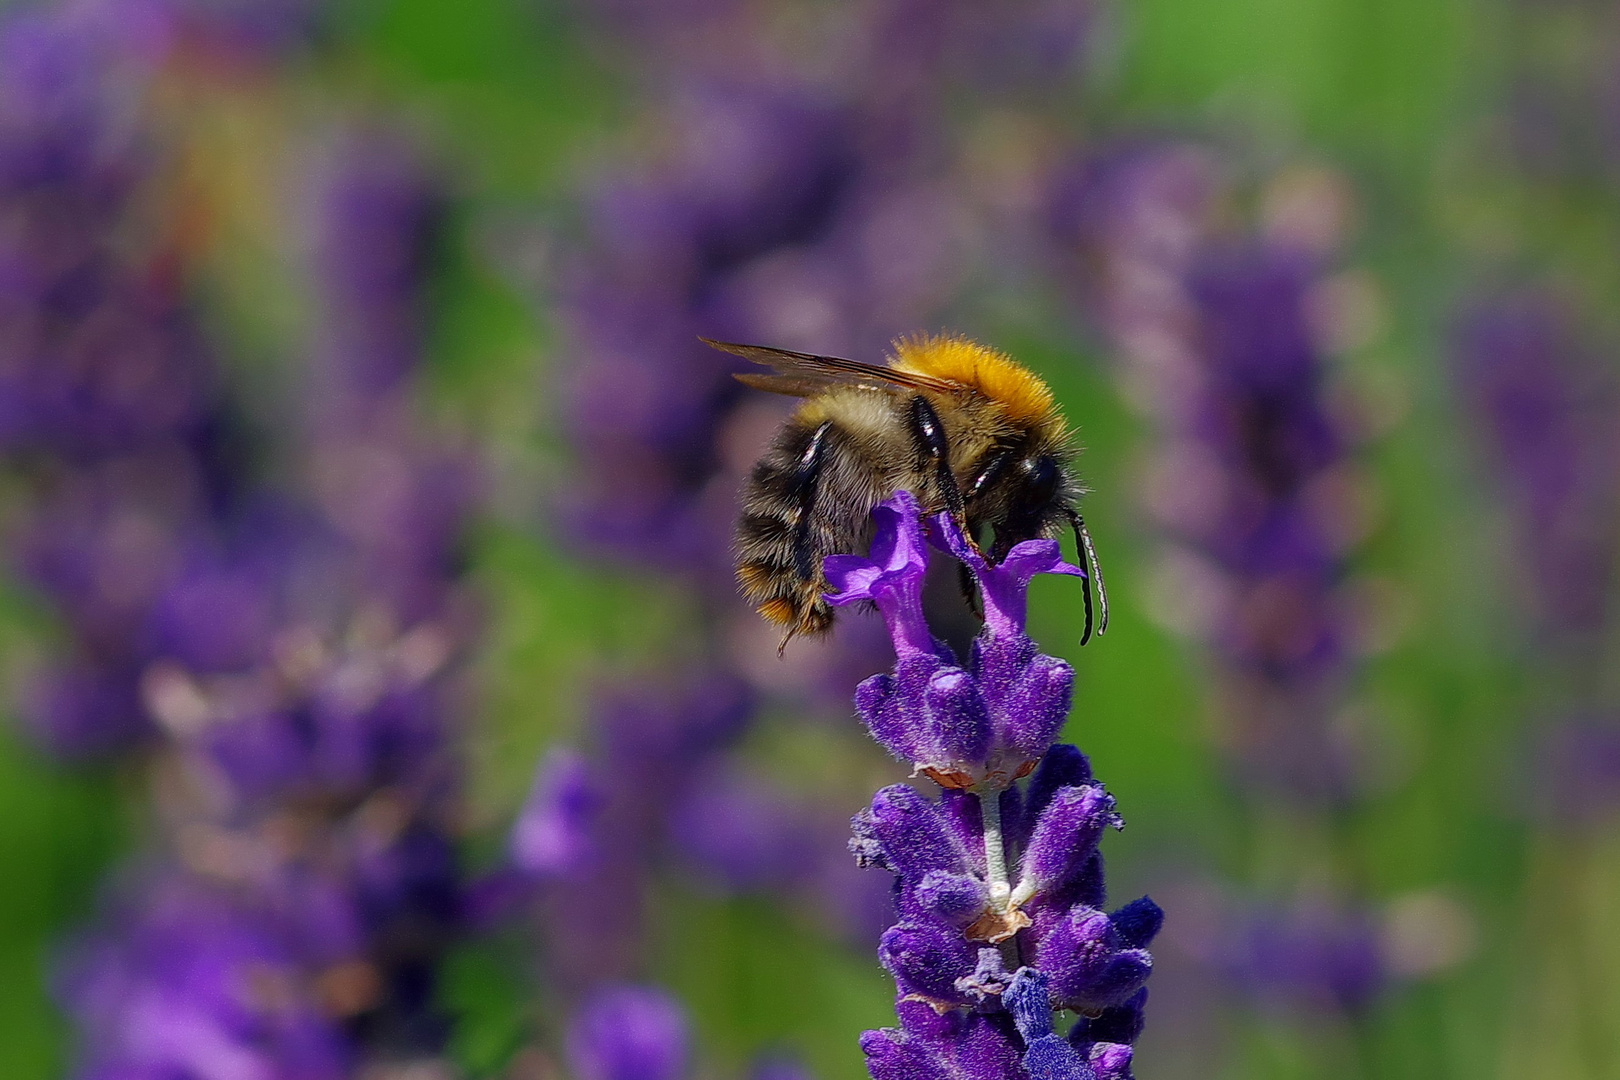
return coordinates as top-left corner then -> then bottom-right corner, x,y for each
702,337 -> 961,396
733,372 -> 839,397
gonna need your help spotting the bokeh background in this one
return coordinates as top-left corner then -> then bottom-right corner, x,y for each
1,0 -> 1616,1077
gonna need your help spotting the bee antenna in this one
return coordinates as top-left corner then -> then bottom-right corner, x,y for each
1066,509 -> 1109,645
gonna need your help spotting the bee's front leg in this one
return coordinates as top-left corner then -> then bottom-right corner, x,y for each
904,395 -> 979,556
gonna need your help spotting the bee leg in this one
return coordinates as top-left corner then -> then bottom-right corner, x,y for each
787,421 -> 835,583
1066,509 -> 1109,645
904,395 -> 977,551
957,560 -> 984,620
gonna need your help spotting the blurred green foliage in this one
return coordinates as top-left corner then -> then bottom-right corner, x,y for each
0,586 -> 129,1077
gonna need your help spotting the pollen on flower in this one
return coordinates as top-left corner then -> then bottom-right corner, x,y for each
964,905 -> 1032,945
888,333 -> 1059,426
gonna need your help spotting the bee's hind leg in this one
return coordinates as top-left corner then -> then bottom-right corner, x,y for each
785,421 -> 834,583
776,421 -> 836,656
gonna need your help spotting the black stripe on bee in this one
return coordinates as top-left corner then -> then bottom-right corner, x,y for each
789,421 -> 833,580
737,419 -> 836,584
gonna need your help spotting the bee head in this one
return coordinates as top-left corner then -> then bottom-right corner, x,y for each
1020,453 -> 1062,507
973,450 -> 1073,563
972,445 -> 1107,644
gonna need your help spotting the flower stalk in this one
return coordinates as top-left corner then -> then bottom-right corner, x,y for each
980,788 -> 1013,918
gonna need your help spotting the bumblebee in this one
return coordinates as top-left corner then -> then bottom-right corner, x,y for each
707,333 -> 1107,648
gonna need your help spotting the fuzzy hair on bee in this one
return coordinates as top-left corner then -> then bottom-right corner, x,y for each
708,333 -> 1108,651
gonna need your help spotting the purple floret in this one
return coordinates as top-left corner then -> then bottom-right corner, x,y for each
59,881 -> 353,1080
861,1000 -> 1024,1080
825,491 -> 944,659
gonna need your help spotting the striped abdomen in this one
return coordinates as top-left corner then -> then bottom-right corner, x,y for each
734,410 -> 900,641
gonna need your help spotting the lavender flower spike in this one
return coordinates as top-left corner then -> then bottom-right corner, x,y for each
844,492 -> 1158,1079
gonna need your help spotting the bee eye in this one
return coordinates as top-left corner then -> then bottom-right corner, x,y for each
1023,455 -> 1060,504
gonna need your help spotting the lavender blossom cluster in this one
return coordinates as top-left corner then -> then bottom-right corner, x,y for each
1053,149 -> 1366,802
835,493 -> 1159,1080
1452,289 -> 1620,649
1453,289 -> 1620,822
0,2 -> 231,756
0,12 -> 477,1061
1046,147 -> 1414,1014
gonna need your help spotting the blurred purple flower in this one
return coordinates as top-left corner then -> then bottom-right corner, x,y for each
567,985 -> 689,1080
39,119 -> 480,1075
748,1053 -> 816,1080
672,764 -> 818,894
1452,289 -> 1620,645
0,5 -> 215,459
1179,242 -> 1349,674
1450,285 -> 1620,828
1050,147 -> 1404,1024
1170,886 -> 1388,1015
0,0 -> 232,755
302,132 -> 473,626
1226,902 -> 1384,1013
511,748 -> 602,879
533,676 -> 753,989
1047,142 -> 1218,379
19,658 -> 147,756
60,879 -> 353,1080
312,133 -> 448,403
1077,198 -> 1364,800
1531,715 -> 1620,824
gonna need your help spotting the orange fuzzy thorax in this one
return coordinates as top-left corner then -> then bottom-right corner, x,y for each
889,334 -> 1060,427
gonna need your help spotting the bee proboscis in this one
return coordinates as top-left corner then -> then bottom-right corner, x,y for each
709,333 -> 1107,650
